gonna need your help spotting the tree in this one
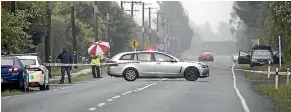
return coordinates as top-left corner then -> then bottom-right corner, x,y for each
1,11 -> 34,53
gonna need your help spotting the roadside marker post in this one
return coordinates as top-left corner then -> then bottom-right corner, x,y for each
287,68 -> 290,85
267,61 -> 271,78
275,68 -> 279,90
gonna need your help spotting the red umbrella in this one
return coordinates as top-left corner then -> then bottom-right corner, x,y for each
88,40 -> 110,56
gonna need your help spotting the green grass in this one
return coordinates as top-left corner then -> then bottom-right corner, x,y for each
1,90 -> 22,97
244,71 -> 291,112
255,84 -> 291,112
49,73 -> 93,84
51,66 -> 90,77
245,72 -> 267,79
243,64 -> 289,72
256,84 -> 291,105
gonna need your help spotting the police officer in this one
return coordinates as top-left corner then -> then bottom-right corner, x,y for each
57,48 -> 73,84
91,54 -> 105,78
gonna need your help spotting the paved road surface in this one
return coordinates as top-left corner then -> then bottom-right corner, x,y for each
1,56 -> 272,112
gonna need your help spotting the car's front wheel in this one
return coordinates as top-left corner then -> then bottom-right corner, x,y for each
184,67 -> 199,81
123,68 -> 138,81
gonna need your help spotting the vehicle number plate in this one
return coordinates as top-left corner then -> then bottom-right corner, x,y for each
260,62 -> 265,64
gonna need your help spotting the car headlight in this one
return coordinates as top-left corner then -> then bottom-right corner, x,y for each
198,63 -> 208,68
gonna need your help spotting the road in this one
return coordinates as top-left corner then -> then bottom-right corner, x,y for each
1,55 -> 272,112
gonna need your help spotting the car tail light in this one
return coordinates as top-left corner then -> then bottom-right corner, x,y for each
8,67 -> 20,72
110,61 -> 118,66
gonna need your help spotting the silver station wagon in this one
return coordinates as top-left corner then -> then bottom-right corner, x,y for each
107,51 -> 210,81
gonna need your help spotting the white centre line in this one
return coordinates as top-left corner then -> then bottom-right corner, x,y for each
232,61 -> 250,112
122,91 -> 132,95
97,103 -> 106,107
123,91 -> 132,94
89,107 -> 96,111
112,95 -> 120,99
107,99 -> 113,102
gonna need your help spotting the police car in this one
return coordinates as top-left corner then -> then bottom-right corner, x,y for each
12,53 -> 50,90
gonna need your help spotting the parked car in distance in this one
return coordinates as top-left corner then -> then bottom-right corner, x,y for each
238,45 -> 274,67
198,51 -> 214,61
1,56 -> 30,92
12,53 -> 50,90
107,51 -> 210,81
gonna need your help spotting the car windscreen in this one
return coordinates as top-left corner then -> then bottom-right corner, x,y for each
252,50 -> 271,57
19,59 -> 36,66
1,58 -> 14,65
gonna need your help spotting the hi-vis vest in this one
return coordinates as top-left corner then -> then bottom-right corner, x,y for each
91,54 -> 105,65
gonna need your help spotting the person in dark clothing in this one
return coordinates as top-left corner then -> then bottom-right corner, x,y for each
57,48 -> 73,84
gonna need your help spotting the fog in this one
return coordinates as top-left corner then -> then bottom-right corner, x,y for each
119,1 -> 236,57
181,1 -> 236,57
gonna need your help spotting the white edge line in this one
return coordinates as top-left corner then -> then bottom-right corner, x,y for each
232,62 -> 250,112
107,99 -> 113,101
112,95 -> 120,99
89,107 -> 96,111
97,103 -> 106,107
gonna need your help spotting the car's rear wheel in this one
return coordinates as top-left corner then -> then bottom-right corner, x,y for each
184,67 -> 199,81
20,73 -> 30,92
40,75 -> 48,91
123,68 -> 138,81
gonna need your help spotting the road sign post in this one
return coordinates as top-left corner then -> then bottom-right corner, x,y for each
157,43 -> 165,52
130,39 -> 140,51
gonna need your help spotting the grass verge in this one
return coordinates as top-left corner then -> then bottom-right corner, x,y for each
243,64 -> 289,72
49,73 -> 93,84
245,71 -> 291,112
255,84 -> 291,112
1,90 -> 22,97
51,66 -> 90,77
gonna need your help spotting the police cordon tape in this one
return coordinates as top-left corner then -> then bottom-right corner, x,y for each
43,60 -> 201,67
44,61 -> 141,67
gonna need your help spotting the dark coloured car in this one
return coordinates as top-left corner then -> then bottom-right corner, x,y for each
198,52 -> 214,61
1,56 -> 30,92
238,45 -> 274,67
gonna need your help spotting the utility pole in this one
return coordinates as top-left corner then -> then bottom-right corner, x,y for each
142,2 -> 145,49
93,1 -> 98,41
121,1 -> 123,10
124,1 -> 142,51
156,11 -> 159,44
10,1 -> 16,15
145,7 -> 157,47
45,1 -> 52,78
71,2 -> 77,68
148,7 -> 152,46
131,1 -> 134,17
107,1 -> 111,57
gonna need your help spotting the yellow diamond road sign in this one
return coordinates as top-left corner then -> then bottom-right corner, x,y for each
130,39 -> 139,48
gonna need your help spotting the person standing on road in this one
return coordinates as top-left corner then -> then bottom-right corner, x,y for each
91,54 -> 105,78
57,48 -> 73,84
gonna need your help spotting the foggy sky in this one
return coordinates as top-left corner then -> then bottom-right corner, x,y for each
118,1 -> 234,41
